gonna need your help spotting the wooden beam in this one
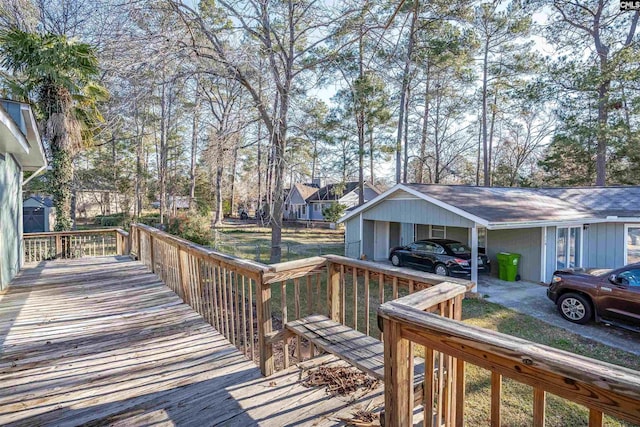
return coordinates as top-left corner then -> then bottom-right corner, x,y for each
383,318 -> 412,427
255,274 -> 274,376
328,262 -> 341,322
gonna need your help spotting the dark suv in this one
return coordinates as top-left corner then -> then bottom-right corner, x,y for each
546,263 -> 640,330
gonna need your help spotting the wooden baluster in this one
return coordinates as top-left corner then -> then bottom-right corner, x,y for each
255,273 -> 274,376
228,269 -> 236,345
242,275 -> 248,356
437,350 -> 445,426
234,271 -> 241,349
219,265 -> 228,338
249,278 -> 255,361
383,317 -> 412,426
393,276 -> 398,300
222,266 -> 230,340
307,275 -> 315,357
294,278 -> 301,360
444,300 -> 454,426
352,267 -> 358,331
328,262 -> 341,322
409,279 -> 415,294
588,408 -> 603,427
455,359 -> 465,427
491,372 -> 502,427
424,347 -> 435,427
379,272 -> 385,341
533,388 -> 546,427
306,275 -> 312,317
364,269 -> 370,337
281,280 -> 289,368
55,234 -> 62,259
340,264 -> 346,324
178,248 -> 190,304
315,273 -> 321,315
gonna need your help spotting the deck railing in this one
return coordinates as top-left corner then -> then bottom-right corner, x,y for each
23,228 -> 130,262
378,287 -> 640,426
22,225 -> 640,426
130,223 -> 471,376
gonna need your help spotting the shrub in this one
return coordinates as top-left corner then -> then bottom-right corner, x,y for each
167,214 -> 211,245
322,203 -> 347,223
94,213 -> 127,227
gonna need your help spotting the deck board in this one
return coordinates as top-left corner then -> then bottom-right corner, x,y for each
0,256 -> 383,426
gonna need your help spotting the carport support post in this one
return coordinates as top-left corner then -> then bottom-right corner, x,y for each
471,224 -> 478,292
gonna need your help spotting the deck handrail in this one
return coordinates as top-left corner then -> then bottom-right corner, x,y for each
378,287 -> 640,426
23,228 -> 130,261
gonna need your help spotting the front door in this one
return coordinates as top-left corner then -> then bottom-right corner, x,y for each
556,226 -> 582,269
374,221 -> 389,261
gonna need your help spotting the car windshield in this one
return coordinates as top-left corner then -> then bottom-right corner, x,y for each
445,242 -> 471,254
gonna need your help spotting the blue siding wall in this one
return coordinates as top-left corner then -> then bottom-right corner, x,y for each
400,223 -> 414,245
362,199 -> 474,227
584,223 -> 625,268
487,228 -> 542,283
345,216 -> 360,258
363,220 -> 374,260
0,154 -> 23,289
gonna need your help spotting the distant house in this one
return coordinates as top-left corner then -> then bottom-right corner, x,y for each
75,188 -> 126,218
151,196 -> 190,212
284,183 -> 319,220
23,196 -> 54,233
306,181 -> 381,221
0,99 -> 47,289
340,183 -> 640,290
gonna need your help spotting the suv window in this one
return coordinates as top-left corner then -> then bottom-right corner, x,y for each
618,269 -> 640,287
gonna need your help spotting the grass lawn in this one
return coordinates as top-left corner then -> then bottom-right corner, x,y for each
214,225 -> 345,262
459,298 -> 639,426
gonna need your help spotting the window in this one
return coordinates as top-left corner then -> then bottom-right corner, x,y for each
302,205 -> 306,215
556,226 -> 582,269
285,204 -> 289,211
617,269 -> 640,287
478,227 -> 487,250
412,242 -> 427,251
314,204 -> 319,211
625,225 -> 640,264
431,225 -> 445,239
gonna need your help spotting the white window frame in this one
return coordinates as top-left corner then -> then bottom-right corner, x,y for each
555,225 -> 583,270
624,224 -> 640,264
430,225 -> 446,239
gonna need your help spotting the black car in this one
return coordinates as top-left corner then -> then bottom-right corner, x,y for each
389,239 -> 490,277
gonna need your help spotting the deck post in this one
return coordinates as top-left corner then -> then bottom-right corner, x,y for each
55,234 -> 62,259
327,262 -> 341,322
255,272 -> 274,376
383,317 -> 412,426
149,233 -> 155,273
116,231 -> 123,255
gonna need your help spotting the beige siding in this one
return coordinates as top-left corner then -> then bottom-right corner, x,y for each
487,228 -> 542,283
447,226 -> 469,244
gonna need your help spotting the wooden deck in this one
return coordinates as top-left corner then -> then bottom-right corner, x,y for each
0,257 -> 383,426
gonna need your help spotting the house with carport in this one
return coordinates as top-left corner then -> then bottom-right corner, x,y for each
340,183 -> 640,291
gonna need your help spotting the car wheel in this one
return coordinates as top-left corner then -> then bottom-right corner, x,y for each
391,254 -> 401,267
434,263 -> 449,276
557,293 -> 592,324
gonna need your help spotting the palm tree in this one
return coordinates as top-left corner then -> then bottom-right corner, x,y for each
0,29 -> 107,230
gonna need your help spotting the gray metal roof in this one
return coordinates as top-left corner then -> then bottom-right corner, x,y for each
403,184 -> 640,223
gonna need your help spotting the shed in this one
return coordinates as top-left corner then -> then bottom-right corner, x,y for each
340,183 -> 640,291
23,196 -> 54,233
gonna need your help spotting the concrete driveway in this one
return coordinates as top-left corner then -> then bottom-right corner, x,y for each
477,276 -> 640,356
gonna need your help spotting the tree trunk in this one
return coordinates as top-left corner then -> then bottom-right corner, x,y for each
189,85 -> 200,210
214,163 -> 224,226
417,64 -> 430,184
395,3 -> 417,184
481,37 -> 490,186
50,146 -> 73,231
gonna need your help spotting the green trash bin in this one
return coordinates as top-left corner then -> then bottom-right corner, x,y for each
497,252 -> 521,281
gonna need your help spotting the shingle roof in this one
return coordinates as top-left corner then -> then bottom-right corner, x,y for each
25,195 -> 54,207
403,184 -> 640,223
294,183 -> 319,200
306,181 -> 383,202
